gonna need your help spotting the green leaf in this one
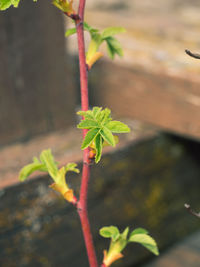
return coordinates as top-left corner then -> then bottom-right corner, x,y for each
95,108 -> 111,124
94,134 -> 102,163
65,27 -> 76,37
121,227 -> 129,240
40,149 -> 58,180
0,0 -> 37,10
106,121 -> 130,133
92,107 -> 102,118
102,27 -> 126,39
129,228 -> 149,237
65,163 -> 80,173
81,128 -> 100,149
105,37 -> 123,59
77,107 -> 130,163
19,161 -> 45,182
129,234 -> 159,256
77,110 -> 94,120
100,226 -> 120,242
56,166 -> 66,185
83,22 -> 99,35
100,127 -> 115,147
77,119 -> 99,129
0,0 -> 19,10
86,34 -> 102,63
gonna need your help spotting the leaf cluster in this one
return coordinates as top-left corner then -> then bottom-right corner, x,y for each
66,22 -> 126,67
19,149 -> 79,202
100,226 -> 159,266
0,0 -> 37,10
77,107 -> 130,163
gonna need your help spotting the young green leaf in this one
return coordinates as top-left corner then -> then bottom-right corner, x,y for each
19,161 -> 45,182
65,27 -> 77,37
65,163 -> 80,173
94,134 -> 103,163
86,33 -> 102,64
52,0 -> 74,14
40,149 -> 58,180
121,227 -> 129,240
129,234 -> 159,256
129,228 -> 149,237
102,27 -> 126,39
106,121 -> 130,133
92,107 -> 101,116
77,107 -> 130,162
77,110 -> 94,120
100,127 -> 115,147
100,226 -> 120,242
0,0 -> 19,10
81,128 -> 100,149
83,22 -> 99,35
77,119 -> 99,129
0,0 -> 37,10
100,226 -> 159,267
105,37 -> 123,59
65,23 -> 99,38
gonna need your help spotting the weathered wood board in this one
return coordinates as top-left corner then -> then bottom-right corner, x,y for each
89,62 -> 200,141
0,0 -> 75,146
0,135 -> 199,266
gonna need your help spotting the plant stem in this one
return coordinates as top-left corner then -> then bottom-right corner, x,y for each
75,0 -> 98,266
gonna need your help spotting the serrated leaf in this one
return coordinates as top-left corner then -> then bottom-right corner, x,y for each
101,108 -> 112,125
105,36 -> 123,59
77,110 -> 94,120
94,134 -> 102,163
40,149 -> 58,180
106,121 -> 130,133
65,162 -> 79,173
77,119 -> 99,129
102,27 -> 126,39
93,107 -> 102,117
19,161 -> 45,182
95,108 -> 111,125
65,27 -> 76,37
81,128 -> 100,149
129,228 -> 149,237
100,226 -> 120,241
100,127 -> 115,147
129,234 -> 159,256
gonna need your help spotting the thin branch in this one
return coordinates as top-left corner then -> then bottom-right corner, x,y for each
74,0 -> 98,266
185,49 -> 200,60
184,203 -> 200,219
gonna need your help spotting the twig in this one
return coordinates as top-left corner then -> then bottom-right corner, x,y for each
74,0 -> 98,266
185,49 -> 200,59
184,203 -> 200,219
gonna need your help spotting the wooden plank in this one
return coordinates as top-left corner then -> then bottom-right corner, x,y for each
0,135 -> 200,266
91,62 -> 200,140
0,0 -> 76,146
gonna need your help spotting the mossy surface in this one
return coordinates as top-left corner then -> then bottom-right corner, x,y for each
0,134 -> 200,266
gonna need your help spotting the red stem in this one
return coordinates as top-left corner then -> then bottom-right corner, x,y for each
75,0 -> 98,266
